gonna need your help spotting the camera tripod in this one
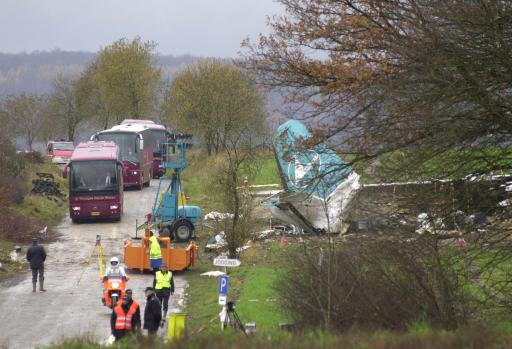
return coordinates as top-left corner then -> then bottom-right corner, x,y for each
76,235 -> 105,286
222,301 -> 247,336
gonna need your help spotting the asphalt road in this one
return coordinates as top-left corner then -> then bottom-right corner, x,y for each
0,179 -> 187,349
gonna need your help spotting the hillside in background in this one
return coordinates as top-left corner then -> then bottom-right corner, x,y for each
0,50 -> 287,150
0,50 -> 203,96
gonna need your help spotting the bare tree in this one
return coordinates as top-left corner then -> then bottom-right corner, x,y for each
46,75 -> 86,141
3,93 -> 47,151
163,60 -> 267,156
243,0 -> 512,179
211,128 -> 265,257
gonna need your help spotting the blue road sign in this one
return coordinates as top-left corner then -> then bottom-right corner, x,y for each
219,275 -> 229,295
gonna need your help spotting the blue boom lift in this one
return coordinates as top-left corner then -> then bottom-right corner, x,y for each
150,134 -> 201,242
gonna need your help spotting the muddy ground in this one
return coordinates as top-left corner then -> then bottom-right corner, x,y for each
0,180 -> 187,349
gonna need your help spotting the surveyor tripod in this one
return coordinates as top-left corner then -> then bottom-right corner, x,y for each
222,301 -> 247,336
76,235 -> 105,286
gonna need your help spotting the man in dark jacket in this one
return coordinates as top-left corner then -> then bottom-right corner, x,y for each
111,294 -> 141,341
143,287 -> 162,335
26,237 -> 47,292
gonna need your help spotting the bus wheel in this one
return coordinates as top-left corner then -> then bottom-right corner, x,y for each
160,226 -> 172,237
173,220 -> 193,242
137,174 -> 144,190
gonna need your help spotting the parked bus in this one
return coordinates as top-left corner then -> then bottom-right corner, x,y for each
91,124 -> 153,189
47,140 -> 74,164
121,119 -> 170,178
64,141 -> 123,222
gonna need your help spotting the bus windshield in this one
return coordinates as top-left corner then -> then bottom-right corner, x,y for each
70,161 -> 119,193
151,130 -> 168,154
97,133 -> 138,163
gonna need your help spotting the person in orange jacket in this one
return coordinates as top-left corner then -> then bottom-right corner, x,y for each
111,294 -> 141,341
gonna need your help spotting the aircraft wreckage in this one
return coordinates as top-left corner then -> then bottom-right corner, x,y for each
263,120 -> 512,235
263,119 -> 360,234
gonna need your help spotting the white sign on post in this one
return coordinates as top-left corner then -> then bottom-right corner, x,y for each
213,258 -> 241,267
218,294 -> 227,305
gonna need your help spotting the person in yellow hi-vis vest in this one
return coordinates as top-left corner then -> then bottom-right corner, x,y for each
148,233 -> 162,272
153,263 -> 174,326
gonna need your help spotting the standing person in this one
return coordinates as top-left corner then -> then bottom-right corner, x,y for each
26,237 -> 47,292
125,289 -> 140,316
143,287 -> 162,336
148,233 -> 162,272
153,264 -> 174,323
111,294 -> 141,342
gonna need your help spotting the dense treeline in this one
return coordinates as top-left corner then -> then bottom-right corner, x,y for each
0,38 -> 165,145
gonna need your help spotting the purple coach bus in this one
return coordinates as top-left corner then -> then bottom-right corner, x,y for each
121,119 -> 170,178
64,141 -> 123,222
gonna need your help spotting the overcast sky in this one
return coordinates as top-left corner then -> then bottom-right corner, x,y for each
0,0 -> 284,57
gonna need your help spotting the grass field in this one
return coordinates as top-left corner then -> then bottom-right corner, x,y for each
185,242 -> 289,334
246,154 -> 281,186
177,151 -> 288,333
180,151 -> 281,214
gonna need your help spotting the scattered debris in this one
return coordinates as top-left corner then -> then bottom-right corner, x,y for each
416,213 -> 445,234
204,232 -> 252,253
31,173 -> 65,198
205,232 -> 227,251
245,321 -> 257,334
498,199 -> 511,207
237,183 -> 280,189
236,241 -> 252,253
200,271 -> 226,277
464,212 -> 491,227
255,229 -> 274,241
250,190 -> 282,197
38,226 -> 48,240
274,224 -> 302,235
204,212 -> 234,221
101,334 -> 115,346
